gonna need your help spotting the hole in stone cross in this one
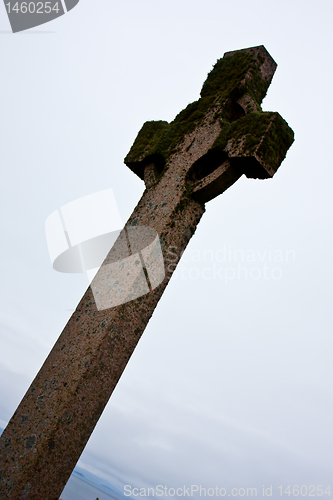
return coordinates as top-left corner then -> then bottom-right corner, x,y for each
224,98 -> 246,122
186,149 -> 228,183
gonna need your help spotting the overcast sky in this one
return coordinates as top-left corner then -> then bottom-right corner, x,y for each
0,0 -> 332,498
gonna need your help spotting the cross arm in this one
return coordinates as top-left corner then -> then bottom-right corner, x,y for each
125,120 -> 169,179
188,111 -> 294,203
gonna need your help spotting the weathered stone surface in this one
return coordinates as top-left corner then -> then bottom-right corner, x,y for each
0,45 -> 293,499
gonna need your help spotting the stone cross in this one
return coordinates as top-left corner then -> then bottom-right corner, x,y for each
0,45 -> 294,499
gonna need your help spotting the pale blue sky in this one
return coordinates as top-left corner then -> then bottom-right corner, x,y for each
0,1 -> 332,498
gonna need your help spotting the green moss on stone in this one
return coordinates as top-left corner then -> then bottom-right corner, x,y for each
228,113 -> 274,154
256,113 -> 295,171
200,50 -> 254,103
125,121 -> 168,166
211,112 -> 294,176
